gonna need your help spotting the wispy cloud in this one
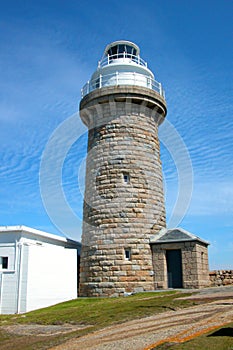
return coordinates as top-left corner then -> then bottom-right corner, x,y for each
0,22 -> 91,234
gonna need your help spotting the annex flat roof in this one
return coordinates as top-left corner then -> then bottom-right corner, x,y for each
0,225 -> 81,246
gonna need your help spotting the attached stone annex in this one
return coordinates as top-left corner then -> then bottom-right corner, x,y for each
151,227 -> 209,289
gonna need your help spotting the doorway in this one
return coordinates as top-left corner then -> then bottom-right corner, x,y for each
166,249 -> 183,288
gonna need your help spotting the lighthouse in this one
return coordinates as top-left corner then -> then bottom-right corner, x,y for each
79,41 -> 167,296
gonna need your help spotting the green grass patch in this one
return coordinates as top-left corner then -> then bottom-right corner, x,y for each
0,291 -> 197,350
0,291 -> 194,327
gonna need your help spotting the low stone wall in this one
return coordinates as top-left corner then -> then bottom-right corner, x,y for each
209,270 -> 233,286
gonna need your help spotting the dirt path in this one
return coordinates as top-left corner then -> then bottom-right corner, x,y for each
50,288 -> 233,350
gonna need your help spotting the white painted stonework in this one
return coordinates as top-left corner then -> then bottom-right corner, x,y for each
0,226 -> 80,314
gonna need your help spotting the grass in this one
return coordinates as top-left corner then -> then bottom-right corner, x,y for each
0,291 -> 193,327
0,291 -> 196,349
155,322 -> 233,349
0,291 -> 232,350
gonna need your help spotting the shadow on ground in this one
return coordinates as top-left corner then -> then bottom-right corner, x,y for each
208,327 -> 233,337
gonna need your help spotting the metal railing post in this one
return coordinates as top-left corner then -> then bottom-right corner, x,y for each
99,74 -> 102,88
149,77 -> 152,88
159,82 -> 162,96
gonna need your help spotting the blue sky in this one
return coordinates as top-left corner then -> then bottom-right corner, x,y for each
0,0 -> 232,269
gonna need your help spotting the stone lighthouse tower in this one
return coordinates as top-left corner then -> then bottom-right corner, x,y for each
79,41 -> 167,296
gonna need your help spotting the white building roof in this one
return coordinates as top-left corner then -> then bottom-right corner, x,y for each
0,225 -> 81,246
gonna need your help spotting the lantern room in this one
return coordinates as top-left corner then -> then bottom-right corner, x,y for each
81,40 -> 165,98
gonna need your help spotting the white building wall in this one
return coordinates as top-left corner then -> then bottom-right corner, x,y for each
0,243 -> 16,270
26,242 -> 77,312
0,243 -> 18,314
17,244 -> 29,313
0,272 -> 18,314
0,227 -> 79,314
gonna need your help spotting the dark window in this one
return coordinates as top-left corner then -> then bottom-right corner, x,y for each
123,172 -> 130,183
1,257 -> 8,269
201,252 -> 204,268
124,249 -> 131,260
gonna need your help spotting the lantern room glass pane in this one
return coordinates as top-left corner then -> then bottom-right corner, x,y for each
111,45 -> 117,56
125,45 -> 131,54
107,44 -> 138,59
107,48 -> 112,56
118,44 -> 124,53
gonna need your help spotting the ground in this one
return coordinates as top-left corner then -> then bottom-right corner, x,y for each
49,286 -> 233,350
0,286 -> 232,349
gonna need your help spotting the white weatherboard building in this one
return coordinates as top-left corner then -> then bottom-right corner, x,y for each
0,226 -> 80,314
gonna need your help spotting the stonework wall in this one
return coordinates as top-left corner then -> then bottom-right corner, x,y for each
194,243 -> 210,288
79,87 -> 167,297
209,270 -> 233,286
151,241 -> 210,289
151,246 -> 167,289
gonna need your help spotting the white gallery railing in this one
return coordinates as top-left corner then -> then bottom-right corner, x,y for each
98,53 -> 148,68
81,71 -> 165,98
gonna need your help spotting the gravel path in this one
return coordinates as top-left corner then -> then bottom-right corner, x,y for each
3,324 -> 91,336
50,287 -> 233,350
